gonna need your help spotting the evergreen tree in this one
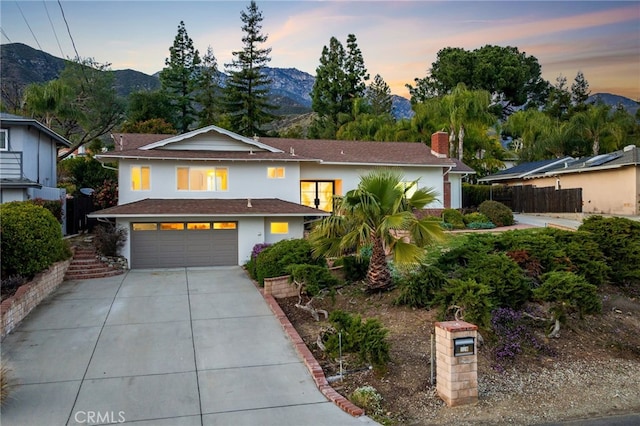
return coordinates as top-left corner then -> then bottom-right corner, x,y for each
159,21 -> 201,133
570,71 -> 591,113
311,37 -> 347,131
366,74 -> 393,116
310,34 -> 369,138
224,1 -> 276,136
545,74 -> 572,121
345,34 -> 369,100
197,46 -> 222,127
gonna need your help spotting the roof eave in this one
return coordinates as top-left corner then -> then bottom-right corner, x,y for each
88,212 -> 331,219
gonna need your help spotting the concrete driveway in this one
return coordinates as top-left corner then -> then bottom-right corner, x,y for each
1,267 -> 376,425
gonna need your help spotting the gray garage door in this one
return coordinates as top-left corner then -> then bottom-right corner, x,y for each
130,222 -> 238,269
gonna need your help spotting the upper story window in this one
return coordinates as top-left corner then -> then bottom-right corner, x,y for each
0,129 -> 7,151
267,167 -> 285,179
177,167 -> 228,191
131,166 -> 150,191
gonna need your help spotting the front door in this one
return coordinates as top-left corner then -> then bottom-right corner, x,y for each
300,181 -> 334,212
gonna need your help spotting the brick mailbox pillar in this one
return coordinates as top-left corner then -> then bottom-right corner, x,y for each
435,320 -> 478,407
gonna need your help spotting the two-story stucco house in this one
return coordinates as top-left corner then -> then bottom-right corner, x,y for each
0,113 -> 70,203
90,126 -> 473,269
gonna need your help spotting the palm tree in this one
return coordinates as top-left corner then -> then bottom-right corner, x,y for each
568,104 -> 623,156
309,169 -> 444,291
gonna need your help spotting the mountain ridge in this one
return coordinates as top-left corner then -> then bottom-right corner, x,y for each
2,43 -> 636,121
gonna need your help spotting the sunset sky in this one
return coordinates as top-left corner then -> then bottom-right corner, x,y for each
2,1 -> 639,100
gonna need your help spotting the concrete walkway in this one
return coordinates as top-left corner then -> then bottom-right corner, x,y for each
1,267 -> 377,425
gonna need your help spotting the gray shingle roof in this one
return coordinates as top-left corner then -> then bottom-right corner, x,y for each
89,198 -> 330,218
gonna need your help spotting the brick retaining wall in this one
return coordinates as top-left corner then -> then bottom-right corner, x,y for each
1,259 -> 72,340
263,266 -> 345,299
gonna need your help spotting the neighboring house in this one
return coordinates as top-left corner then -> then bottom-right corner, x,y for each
0,113 -> 70,204
89,127 -> 474,269
479,145 -> 640,215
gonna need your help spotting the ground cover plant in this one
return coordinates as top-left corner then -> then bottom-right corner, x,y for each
275,218 -> 640,424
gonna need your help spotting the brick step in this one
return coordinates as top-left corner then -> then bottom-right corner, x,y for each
65,269 -> 124,280
66,263 -> 108,272
68,258 -> 101,265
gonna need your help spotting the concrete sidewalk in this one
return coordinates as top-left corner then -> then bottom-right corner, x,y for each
1,267 -> 377,425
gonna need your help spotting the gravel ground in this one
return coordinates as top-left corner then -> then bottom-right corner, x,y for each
420,358 -> 640,426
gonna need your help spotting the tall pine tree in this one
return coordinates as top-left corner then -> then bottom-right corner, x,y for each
310,34 -> 369,138
197,46 -> 222,127
366,74 -> 393,116
224,1 -> 276,136
159,21 -> 201,133
570,71 -> 591,113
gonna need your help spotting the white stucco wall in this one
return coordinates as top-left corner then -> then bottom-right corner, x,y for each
118,159 -> 301,204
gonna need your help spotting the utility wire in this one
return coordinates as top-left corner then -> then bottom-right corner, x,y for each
1,28 -> 13,43
43,0 -> 65,58
15,1 -> 44,51
57,0 -> 80,61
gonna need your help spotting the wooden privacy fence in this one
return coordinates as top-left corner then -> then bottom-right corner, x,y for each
502,185 -> 582,213
464,185 -> 582,213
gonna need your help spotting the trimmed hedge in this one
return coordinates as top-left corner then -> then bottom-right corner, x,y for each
0,201 -> 70,279
442,208 -> 465,229
255,239 -> 325,285
478,200 -> 514,227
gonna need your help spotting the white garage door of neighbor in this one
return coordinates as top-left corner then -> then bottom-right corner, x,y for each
130,222 -> 238,269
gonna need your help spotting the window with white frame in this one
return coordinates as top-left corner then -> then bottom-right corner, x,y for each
270,222 -> 289,234
177,167 -> 228,191
267,167 -> 285,179
131,166 -> 150,191
0,129 -> 7,151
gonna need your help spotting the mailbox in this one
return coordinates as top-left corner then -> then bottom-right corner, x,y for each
454,337 -> 475,356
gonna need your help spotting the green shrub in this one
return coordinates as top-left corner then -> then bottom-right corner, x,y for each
287,264 -> 342,297
93,223 -> 127,257
478,200 -> 514,227
543,229 -> 610,286
434,233 -> 497,273
340,255 -> 370,283
350,386 -> 383,416
579,216 -> 640,288
30,198 -> 63,222
494,230 -> 571,275
533,271 -> 601,320
324,310 -> 391,373
461,253 -> 531,309
0,201 -> 70,279
442,208 -> 465,229
436,279 -> 493,328
466,221 -> 496,230
463,212 -> 490,225
255,239 -> 325,285
394,264 -> 448,308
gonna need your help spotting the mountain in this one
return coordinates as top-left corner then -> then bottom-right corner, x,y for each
0,43 -> 160,103
588,93 -> 639,117
1,42 -> 414,120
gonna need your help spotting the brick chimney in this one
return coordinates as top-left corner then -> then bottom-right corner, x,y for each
431,132 -> 449,158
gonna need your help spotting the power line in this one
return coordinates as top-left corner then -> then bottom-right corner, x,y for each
43,0 -> 65,58
57,0 -> 80,61
15,1 -> 44,51
1,28 -> 13,43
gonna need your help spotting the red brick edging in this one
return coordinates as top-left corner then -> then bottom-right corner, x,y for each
261,291 -> 365,417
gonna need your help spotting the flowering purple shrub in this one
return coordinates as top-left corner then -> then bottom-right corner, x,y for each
245,243 -> 272,280
251,243 -> 272,260
490,307 -> 555,372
